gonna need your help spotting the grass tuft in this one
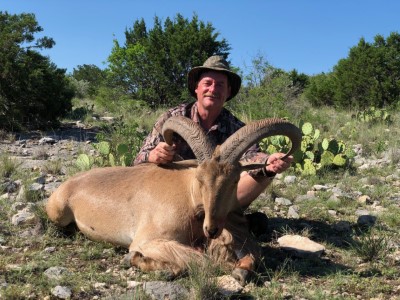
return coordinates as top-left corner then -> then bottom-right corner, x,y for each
350,229 -> 391,262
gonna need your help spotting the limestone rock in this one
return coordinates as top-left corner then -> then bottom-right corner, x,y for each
217,275 -> 243,296
278,234 -> 325,258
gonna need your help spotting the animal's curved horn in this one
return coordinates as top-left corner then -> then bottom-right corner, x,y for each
219,118 -> 302,164
162,116 -> 214,161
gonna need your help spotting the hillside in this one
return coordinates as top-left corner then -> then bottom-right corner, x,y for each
1,110 -> 399,299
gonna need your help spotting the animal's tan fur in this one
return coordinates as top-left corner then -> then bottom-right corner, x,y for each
46,117 -> 302,284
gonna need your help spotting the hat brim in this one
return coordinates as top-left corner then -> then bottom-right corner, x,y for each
187,66 -> 241,101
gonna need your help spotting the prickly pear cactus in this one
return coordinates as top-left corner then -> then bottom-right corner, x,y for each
321,138 -> 329,151
313,129 -> 320,140
260,119 -> 354,176
356,107 -> 392,124
305,151 -> 315,161
302,122 -> 313,136
301,159 -> 317,176
333,154 -> 347,167
76,154 -> 94,171
320,151 -> 334,167
345,148 -> 357,159
327,139 -> 339,155
96,141 -> 111,156
75,141 -> 135,168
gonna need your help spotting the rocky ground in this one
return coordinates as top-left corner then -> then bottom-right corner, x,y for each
1,122 -> 400,299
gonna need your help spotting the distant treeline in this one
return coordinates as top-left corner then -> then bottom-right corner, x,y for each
1,11 -> 399,130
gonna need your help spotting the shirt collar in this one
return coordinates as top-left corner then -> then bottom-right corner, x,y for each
190,102 -> 228,133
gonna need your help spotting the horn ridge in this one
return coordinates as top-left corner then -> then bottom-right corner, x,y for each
162,116 -> 214,161
219,118 -> 302,164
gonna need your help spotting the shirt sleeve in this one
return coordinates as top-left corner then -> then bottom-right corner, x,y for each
132,112 -> 170,165
241,144 -> 270,178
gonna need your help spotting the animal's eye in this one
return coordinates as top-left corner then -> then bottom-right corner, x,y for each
195,210 -> 205,222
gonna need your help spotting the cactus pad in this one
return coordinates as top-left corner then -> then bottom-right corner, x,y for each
302,122 -> 313,136
333,154 -> 347,167
320,151 -> 334,166
97,141 -> 111,155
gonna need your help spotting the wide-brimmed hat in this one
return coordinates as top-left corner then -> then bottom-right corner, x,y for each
187,55 -> 242,101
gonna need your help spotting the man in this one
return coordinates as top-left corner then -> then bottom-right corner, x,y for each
134,55 -> 292,210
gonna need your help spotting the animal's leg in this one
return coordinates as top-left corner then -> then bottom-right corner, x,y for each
208,209 -> 261,285
126,239 -> 207,278
206,229 -> 237,266
45,188 -> 75,227
228,210 -> 262,285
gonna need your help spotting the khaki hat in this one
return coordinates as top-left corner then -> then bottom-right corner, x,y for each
187,55 -> 242,101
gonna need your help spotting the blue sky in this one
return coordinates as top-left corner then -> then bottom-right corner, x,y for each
2,1 -> 399,75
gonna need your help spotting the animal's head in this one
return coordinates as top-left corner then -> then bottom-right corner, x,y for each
162,116 -> 302,239
192,148 -> 241,238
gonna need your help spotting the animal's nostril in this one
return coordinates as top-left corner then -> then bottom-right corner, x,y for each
207,227 -> 219,238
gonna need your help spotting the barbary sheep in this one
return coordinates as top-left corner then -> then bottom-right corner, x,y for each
46,116 -> 302,284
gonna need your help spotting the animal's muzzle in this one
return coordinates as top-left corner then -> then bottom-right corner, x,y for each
204,226 -> 219,239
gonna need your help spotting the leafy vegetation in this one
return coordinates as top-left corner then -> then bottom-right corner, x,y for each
71,64 -> 107,98
105,13 -> 231,108
0,11 -> 74,130
304,32 -> 400,109
260,120 -> 356,176
227,53 -> 309,121
356,106 -> 392,124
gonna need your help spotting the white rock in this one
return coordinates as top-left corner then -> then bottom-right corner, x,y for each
275,197 -> 292,206
283,175 -> 297,184
51,285 -> 72,299
278,235 -> 325,258
217,275 -> 243,296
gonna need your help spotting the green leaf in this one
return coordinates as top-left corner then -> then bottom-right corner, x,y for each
109,153 -> 116,167
76,154 -> 91,171
321,138 -> 329,151
97,141 -> 110,155
116,143 -> 129,155
302,159 -> 316,176
313,129 -> 320,140
320,151 -> 334,166
302,122 -> 313,136
333,154 -> 347,167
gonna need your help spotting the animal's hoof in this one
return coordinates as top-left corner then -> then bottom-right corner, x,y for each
231,268 -> 249,286
122,251 -> 143,267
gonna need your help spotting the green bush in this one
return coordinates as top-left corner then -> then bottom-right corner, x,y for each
303,33 -> 400,109
0,12 -> 74,130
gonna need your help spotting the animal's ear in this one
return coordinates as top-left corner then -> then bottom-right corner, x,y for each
211,146 -> 222,162
239,161 -> 266,171
175,159 -> 200,167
